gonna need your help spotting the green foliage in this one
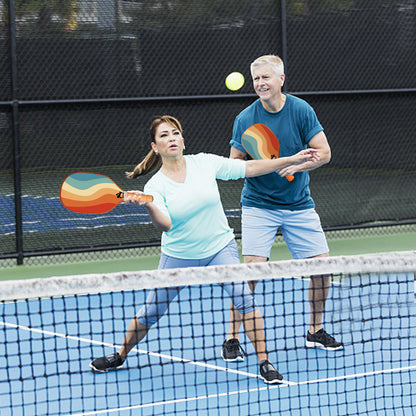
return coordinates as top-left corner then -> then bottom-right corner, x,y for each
122,0 -> 278,27
287,0 -> 355,15
15,0 -> 75,17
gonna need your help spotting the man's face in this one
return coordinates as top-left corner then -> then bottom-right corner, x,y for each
252,64 -> 285,101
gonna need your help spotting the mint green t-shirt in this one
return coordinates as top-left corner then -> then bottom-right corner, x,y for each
143,153 -> 246,259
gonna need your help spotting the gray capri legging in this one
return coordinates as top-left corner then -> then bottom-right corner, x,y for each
136,239 -> 257,327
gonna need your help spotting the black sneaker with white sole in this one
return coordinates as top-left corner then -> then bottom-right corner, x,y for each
259,360 -> 283,384
90,352 -> 125,373
221,339 -> 246,362
305,329 -> 344,350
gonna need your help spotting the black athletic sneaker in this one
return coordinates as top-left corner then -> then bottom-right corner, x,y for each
306,329 -> 344,351
221,339 -> 246,362
259,360 -> 283,384
89,352 -> 125,373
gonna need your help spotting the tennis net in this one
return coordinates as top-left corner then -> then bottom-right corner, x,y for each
1,251 -> 415,415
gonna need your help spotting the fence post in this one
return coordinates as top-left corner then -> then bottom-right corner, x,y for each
8,0 -> 24,265
281,0 -> 288,92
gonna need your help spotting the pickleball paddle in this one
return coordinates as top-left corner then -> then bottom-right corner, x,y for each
60,172 -> 153,214
241,123 -> 294,182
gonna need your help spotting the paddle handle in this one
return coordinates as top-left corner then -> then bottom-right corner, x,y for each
124,191 -> 153,203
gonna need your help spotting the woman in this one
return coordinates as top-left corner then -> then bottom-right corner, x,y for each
90,115 -> 320,384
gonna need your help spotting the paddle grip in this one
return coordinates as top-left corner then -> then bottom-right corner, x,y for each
124,191 -> 153,203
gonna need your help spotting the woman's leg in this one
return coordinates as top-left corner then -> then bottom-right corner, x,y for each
89,286 -> 178,372
239,308 -> 267,362
117,252 -> 203,358
90,253 -> 188,372
118,316 -> 151,359
227,278 -> 258,340
228,206 -> 279,341
222,281 -> 267,362
222,277 -> 283,383
209,240 -> 270,364
118,284 -> 182,356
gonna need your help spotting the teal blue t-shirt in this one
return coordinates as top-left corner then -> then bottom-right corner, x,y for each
144,153 -> 246,259
229,95 -> 323,210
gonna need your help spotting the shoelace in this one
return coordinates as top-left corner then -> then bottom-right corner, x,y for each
319,330 -> 335,342
227,340 -> 248,357
315,330 -> 341,347
107,353 -> 124,365
260,360 -> 278,375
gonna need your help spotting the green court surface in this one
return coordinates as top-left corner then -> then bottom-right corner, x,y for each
0,229 -> 415,282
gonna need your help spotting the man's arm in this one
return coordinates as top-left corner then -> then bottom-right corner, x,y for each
278,131 -> 331,177
230,146 -> 247,161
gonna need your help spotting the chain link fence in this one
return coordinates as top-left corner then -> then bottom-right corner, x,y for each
1,0 -> 415,265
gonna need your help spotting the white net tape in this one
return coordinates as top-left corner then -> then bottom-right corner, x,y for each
1,251 -> 415,301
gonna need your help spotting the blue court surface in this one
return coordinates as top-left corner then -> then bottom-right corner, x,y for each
2,194 -> 240,235
2,194 -> 151,235
1,273 -> 415,415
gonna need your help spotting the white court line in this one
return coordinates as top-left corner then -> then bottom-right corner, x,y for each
65,362 -> 416,416
0,321 -> 262,380
58,214 -> 149,222
2,320 -> 415,415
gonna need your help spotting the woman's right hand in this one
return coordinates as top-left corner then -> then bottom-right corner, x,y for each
291,149 -> 320,165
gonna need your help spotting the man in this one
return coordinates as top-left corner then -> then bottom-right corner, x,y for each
221,55 -> 343,362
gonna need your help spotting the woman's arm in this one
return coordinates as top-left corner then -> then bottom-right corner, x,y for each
124,191 -> 172,232
244,148 -> 320,178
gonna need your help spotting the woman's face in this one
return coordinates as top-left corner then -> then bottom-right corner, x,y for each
152,122 -> 185,159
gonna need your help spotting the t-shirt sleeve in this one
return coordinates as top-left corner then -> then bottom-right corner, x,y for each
144,179 -> 170,217
203,153 -> 246,181
229,116 -> 247,154
301,103 -> 324,144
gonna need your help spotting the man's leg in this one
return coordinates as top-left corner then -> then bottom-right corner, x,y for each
307,253 -> 330,334
305,254 -> 343,350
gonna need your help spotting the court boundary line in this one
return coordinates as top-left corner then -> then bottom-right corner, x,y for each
64,363 -> 416,416
0,320 -> 263,380
2,319 -> 416,415
2,272 -> 414,415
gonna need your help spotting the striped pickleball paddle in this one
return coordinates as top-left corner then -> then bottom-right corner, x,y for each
241,123 -> 294,182
60,172 -> 153,214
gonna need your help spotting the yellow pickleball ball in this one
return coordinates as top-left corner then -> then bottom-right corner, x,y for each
225,72 -> 245,91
